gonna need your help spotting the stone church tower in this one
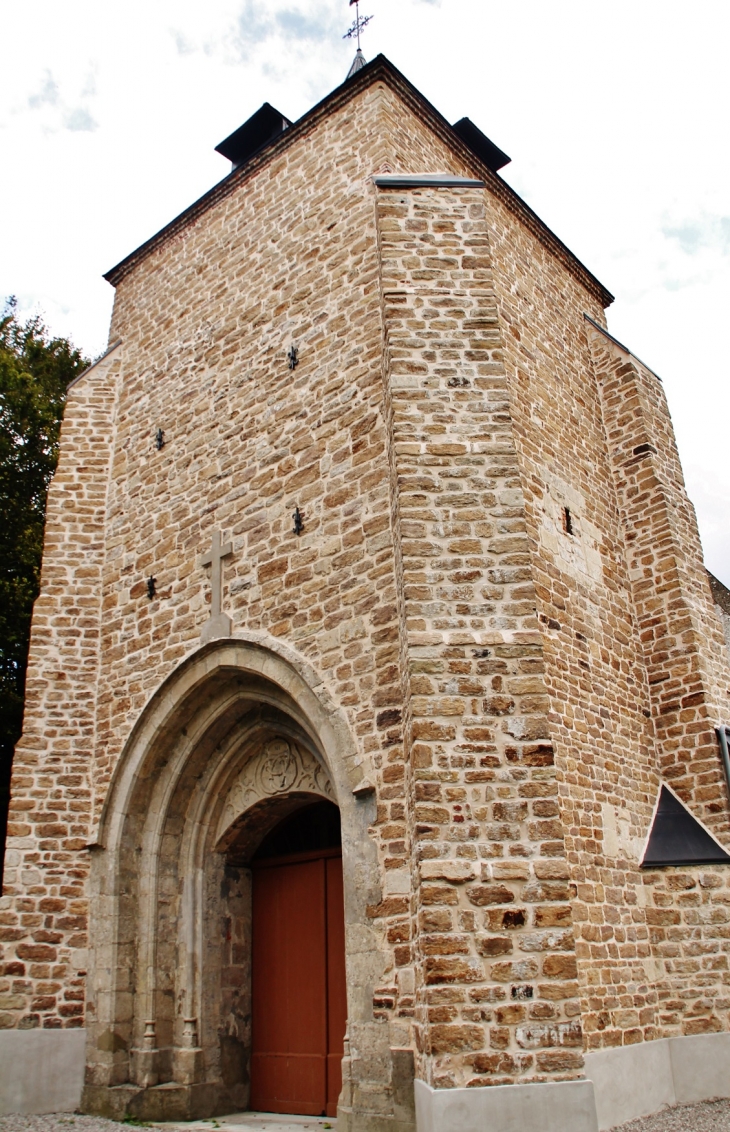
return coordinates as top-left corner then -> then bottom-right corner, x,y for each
3,54 -> 730,1132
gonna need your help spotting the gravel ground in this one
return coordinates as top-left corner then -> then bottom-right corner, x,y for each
0,1120 -> 126,1132
0,1117 -> 331,1132
609,1100 -> 730,1132
3,1103 -> 730,1132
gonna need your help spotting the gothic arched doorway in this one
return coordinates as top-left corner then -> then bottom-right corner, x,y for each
83,639 -> 385,1125
241,801 -> 347,1117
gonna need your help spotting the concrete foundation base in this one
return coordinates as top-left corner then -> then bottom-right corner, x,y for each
0,1029 -> 86,1115
414,1078 -> 598,1132
415,1032 -> 730,1132
2,1028 -> 729,1127
585,1032 -> 730,1130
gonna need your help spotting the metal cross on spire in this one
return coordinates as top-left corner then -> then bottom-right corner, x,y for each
343,0 -> 373,54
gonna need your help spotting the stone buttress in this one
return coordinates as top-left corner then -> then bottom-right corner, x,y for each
375,181 -> 583,1091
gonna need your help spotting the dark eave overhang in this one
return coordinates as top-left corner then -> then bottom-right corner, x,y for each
104,55 -> 614,309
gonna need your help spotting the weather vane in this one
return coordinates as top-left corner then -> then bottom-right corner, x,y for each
343,0 -> 373,51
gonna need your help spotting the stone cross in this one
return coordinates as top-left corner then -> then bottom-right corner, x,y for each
199,530 -> 233,643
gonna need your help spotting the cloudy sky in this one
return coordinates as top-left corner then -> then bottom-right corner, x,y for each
3,1 -> 729,582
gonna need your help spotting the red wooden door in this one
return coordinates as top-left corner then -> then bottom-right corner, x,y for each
326,856 -> 347,1115
251,850 -> 347,1117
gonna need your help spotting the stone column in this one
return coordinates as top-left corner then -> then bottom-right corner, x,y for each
174,1018 -> 204,1085
131,1021 -> 160,1088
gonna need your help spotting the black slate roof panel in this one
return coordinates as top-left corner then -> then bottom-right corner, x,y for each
642,784 -> 730,867
452,117 -> 511,173
215,102 -> 292,168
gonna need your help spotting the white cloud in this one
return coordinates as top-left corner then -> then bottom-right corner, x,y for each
28,71 -> 59,109
663,214 -> 730,257
170,28 -> 196,55
64,107 -> 97,132
21,64 -> 99,134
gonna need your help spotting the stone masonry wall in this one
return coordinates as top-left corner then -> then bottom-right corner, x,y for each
485,207 -> 665,1052
587,325 -> 730,832
1,347 -> 122,1030
354,83 -> 666,1056
93,87 -> 414,1114
488,190 -> 730,1047
376,184 -> 583,1089
369,80 -> 730,1053
585,326 -> 730,1042
4,84 -> 403,1043
365,82 -> 669,1061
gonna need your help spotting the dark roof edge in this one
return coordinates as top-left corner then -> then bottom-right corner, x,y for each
584,313 -> 662,383
641,856 -> 730,868
708,570 -> 730,615
67,339 -> 122,390
373,174 -> 485,187
104,55 -> 614,308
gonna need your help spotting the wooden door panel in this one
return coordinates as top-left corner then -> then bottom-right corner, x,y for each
250,851 -> 347,1117
325,856 -> 347,1117
251,859 -> 327,1114
250,1052 -> 326,1116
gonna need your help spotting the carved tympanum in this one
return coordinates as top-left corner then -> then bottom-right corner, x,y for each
217,737 -> 334,843
260,738 -> 298,793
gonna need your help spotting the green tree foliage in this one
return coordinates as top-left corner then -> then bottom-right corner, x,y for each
0,298 -> 89,879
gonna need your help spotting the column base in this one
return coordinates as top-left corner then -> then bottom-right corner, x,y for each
175,1046 -> 205,1086
81,1081 -> 226,1122
129,1047 -> 159,1088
